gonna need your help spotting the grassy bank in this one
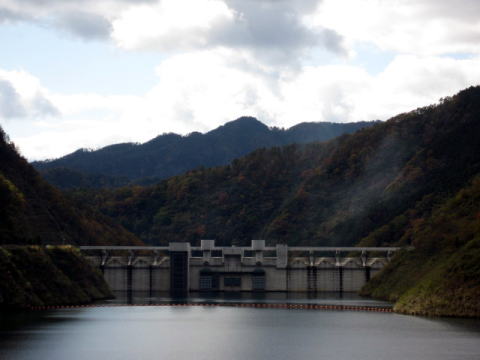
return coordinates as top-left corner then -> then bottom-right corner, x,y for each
0,245 -> 112,309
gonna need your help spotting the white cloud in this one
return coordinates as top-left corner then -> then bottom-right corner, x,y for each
111,0 -> 347,65
1,0 -> 480,163
0,69 -> 58,120
314,0 -> 480,55
0,0 -> 154,38
0,0 -> 346,65
112,0 -> 234,50
2,53 -> 480,161
1,0 -> 479,58
349,55 -> 480,120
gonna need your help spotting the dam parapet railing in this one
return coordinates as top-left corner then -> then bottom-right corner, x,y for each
80,240 -> 405,293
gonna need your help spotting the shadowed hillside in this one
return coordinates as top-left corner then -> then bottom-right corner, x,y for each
33,118 -> 375,188
0,245 -> 112,309
0,127 -> 142,246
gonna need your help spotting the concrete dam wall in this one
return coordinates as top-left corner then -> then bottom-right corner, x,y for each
81,240 -> 400,293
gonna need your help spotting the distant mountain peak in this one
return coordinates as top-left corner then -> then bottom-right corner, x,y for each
209,116 -> 269,135
33,117 -> 376,188
229,116 -> 264,125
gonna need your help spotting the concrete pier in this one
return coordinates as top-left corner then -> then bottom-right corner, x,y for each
81,240 -> 401,293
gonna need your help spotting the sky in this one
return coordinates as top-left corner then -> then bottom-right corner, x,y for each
0,0 -> 480,160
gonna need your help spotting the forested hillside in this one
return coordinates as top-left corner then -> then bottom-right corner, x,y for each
67,86 -> 480,317
0,245 -> 112,309
74,87 -> 480,248
360,176 -> 480,317
0,127 -> 142,246
34,117 -> 374,188
5,86 -> 480,316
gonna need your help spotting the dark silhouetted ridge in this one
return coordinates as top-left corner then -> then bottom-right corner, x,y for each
33,117 -> 375,188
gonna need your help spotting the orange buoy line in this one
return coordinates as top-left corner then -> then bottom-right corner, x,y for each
28,302 -> 393,313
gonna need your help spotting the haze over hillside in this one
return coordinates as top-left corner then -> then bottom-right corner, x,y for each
69,86 -> 480,316
33,118 -> 375,188
78,87 -> 479,248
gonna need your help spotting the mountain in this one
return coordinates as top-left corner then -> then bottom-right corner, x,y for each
38,167 -> 131,189
33,118 -> 375,188
70,86 -> 480,316
76,88 -> 480,247
0,126 -> 142,246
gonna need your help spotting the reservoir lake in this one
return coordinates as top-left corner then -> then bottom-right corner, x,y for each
1,292 -> 479,360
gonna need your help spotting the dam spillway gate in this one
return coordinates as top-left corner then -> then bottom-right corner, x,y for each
80,240 -> 401,294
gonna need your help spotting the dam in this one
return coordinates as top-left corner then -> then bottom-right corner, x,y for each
80,240 -> 401,293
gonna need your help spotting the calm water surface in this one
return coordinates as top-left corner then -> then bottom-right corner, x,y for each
1,293 -> 479,360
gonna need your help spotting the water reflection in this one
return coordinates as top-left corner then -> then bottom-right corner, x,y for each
1,293 -> 479,360
107,290 -> 393,307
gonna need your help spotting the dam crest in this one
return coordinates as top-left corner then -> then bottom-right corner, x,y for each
81,240 -> 401,293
